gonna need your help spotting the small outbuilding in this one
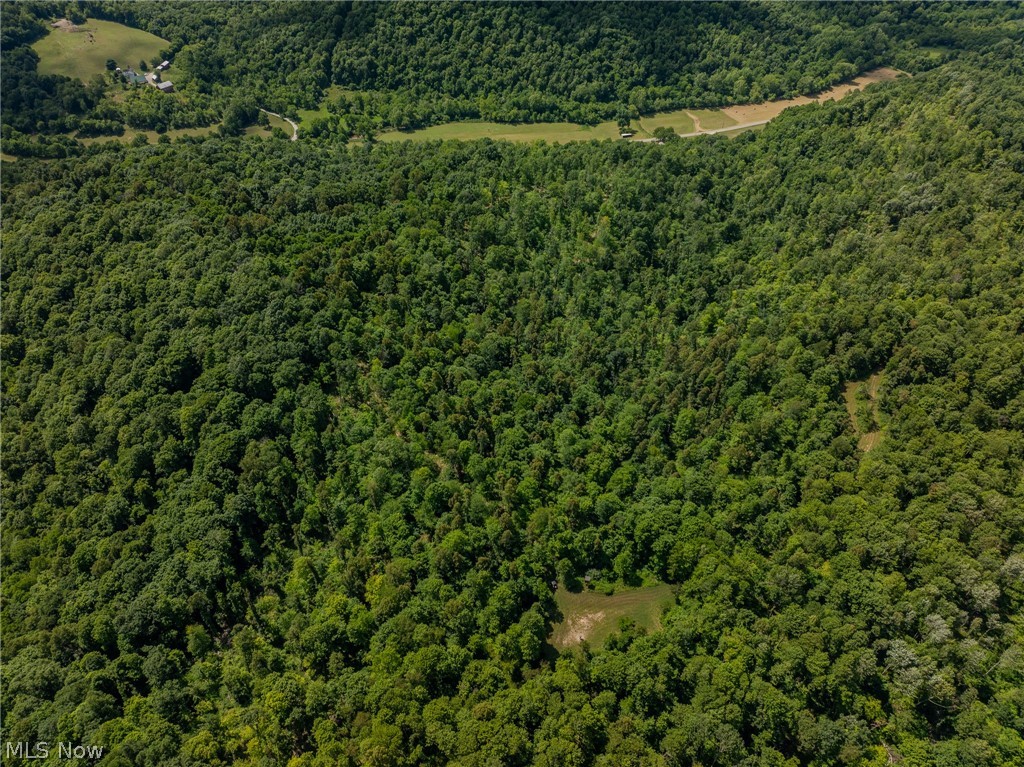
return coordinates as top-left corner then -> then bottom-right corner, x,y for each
156,81 -> 175,93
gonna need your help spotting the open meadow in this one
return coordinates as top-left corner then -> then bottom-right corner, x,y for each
549,584 -> 676,650
377,119 -> 625,144
32,18 -> 168,80
374,67 -> 902,143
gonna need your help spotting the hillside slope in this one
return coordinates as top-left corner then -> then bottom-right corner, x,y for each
3,1 -> 1023,139
3,51 -> 1023,765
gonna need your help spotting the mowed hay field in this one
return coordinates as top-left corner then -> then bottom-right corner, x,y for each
637,109 -> 696,135
377,67 -> 903,144
33,19 -> 168,80
688,108 -> 738,131
378,120 -> 623,144
720,67 -> 903,124
549,584 -> 676,650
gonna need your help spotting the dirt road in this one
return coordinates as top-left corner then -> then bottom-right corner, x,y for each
260,109 -> 299,141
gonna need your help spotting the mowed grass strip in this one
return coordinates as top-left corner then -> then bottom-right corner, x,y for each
378,120 -> 623,144
549,584 -> 676,650
688,109 -> 738,130
718,123 -> 768,139
33,19 -> 168,81
638,109 -> 696,135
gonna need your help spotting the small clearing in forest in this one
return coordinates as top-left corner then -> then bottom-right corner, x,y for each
549,584 -> 675,649
843,372 -> 884,452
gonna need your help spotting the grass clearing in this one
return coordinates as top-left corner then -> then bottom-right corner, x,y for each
297,85 -> 347,124
721,67 -> 903,124
843,371 -> 884,452
374,66 -> 903,144
378,120 -> 623,144
33,18 -> 168,81
688,109 -> 738,131
77,125 -> 218,146
549,584 -> 676,650
245,113 -> 292,137
719,123 -> 768,139
637,109 -> 696,135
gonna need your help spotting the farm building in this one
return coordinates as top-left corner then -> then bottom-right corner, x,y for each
121,68 -> 147,85
155,81 -> 174,93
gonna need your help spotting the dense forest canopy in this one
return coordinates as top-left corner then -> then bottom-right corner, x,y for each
2,1 -> 1023,142
4,17 -> 1024,759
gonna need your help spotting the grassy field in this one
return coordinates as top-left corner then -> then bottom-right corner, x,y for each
374,67 -> 901,144
688,109 -> 739,131
296,85 -> 347,124
33,19 -> 168,80
245,113 -> 293,137
549,584 -> 676,649
718,123 -> 768,139
377,111 -> 720,144
77,126 -> 217,146
637,109 -> 696,135
378,119 -> 624,144
721,68 -> 903,125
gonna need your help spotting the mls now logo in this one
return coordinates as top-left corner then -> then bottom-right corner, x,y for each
4,742 -> 104,760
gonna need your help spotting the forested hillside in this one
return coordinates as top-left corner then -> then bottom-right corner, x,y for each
3,43 -> 1023,766
3,1 -> 1023,140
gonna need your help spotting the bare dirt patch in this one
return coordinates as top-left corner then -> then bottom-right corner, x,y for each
559,610 -> 607,645
721,67 -> 904,125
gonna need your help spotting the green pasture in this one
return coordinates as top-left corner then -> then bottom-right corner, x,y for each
245,113 -> 293,137
33,19 -> 168,80
296,85 -> 348,124
688,109 -> 738,130
638,109 -> 696,135
377,119 -> 625,144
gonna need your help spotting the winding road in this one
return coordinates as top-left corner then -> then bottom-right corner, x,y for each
259,109 -> 299,141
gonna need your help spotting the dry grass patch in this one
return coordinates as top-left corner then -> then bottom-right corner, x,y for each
549,584 -> 675,649
721,67 -> 903,124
